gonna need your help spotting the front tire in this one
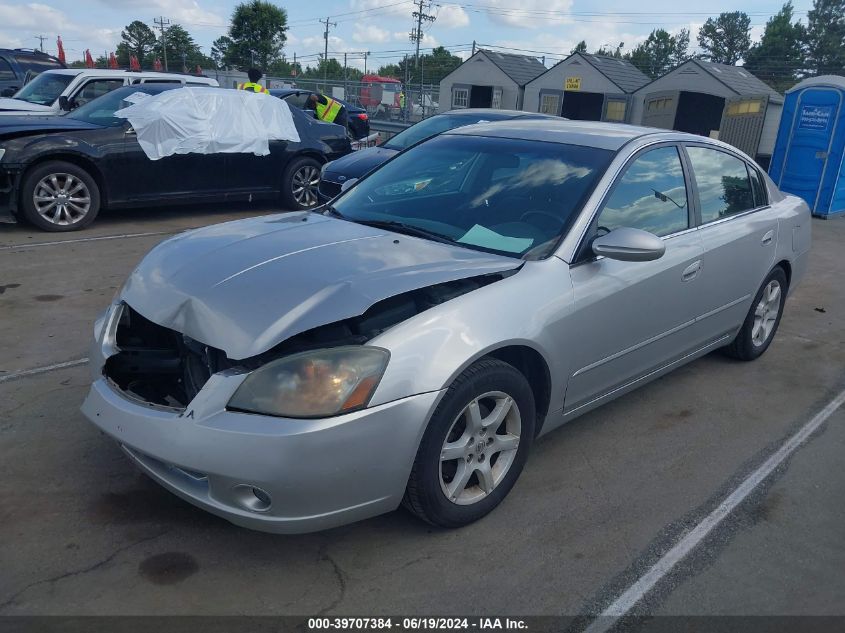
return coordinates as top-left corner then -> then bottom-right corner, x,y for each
281,156 -> 321,210
404,358 -> 535,528
725,266 -> 788,361
20,161 -> 100,232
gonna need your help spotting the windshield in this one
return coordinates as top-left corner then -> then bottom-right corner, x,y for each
13,73 -> 74,105
332,134 -> 613,259
384,114 -> 500,151
67,87 -> 170,126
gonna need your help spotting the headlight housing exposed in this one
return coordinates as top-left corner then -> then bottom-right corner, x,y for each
228,346 -> 390,419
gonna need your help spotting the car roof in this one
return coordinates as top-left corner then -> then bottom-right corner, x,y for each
445,119 -> 672,151
38,68 -> 215,81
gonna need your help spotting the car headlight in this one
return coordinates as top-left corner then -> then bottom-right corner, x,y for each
228,346 -> 389,418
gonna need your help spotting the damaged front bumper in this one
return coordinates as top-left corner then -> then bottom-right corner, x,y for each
81,304 -> 443,534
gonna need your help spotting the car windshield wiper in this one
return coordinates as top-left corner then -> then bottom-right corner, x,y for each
322,204 -> 345,218
354,219 -> 456,245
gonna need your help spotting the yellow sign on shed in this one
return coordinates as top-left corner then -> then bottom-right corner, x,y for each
565,77 -> 581,91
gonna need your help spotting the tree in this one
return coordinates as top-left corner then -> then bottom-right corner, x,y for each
161,24 -> 213,72
626,29 -> 690,78
806,0 -> 845,75
117,20 -> 157,68
225,0 -> 288,70
572,40 -> 587,54
697,11 -> 752,64
211,36 -> 234,70
595,43 -> 625,58
744,2 -> 806,91
376,63 -> 401,77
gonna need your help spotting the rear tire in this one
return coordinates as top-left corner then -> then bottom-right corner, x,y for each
403,358 -> 535,528
21,161 -> 100,232
281,156 -> 322,210
725,267 -> 788,361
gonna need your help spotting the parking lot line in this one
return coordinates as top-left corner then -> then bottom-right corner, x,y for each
0,230 -> 183,251
585,385 -> 845,633
0,358 -> 89,384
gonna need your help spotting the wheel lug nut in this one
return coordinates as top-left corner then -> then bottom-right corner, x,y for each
466,454 -> 473,462
487,437 -> 494,445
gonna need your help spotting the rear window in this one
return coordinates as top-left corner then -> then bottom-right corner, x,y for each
0,57 -> 14,80
13,55 -> 63,75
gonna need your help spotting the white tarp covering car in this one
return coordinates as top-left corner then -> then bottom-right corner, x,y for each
114,87 -> 301,160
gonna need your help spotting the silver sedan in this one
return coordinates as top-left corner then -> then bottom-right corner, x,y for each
82,120 -> 811,533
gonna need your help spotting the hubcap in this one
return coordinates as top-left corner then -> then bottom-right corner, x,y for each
291,165 -> 320,207
33,173 -> 91,226
751,280 -> 781,347
439,391 -> 521,506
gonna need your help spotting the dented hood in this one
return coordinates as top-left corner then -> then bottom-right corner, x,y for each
122,212 -> 520,360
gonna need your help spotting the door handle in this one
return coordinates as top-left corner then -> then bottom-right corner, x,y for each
682,260 -> 701,282
761,230 -> 774,246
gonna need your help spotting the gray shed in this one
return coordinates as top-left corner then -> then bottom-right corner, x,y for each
631,60 -> 784,165
523,53 -> 650,123
438,49 -> 546,113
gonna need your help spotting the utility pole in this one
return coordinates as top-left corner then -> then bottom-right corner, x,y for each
153,16 -> 171,71
408,0 -> 435,68
472,40 -> 476,56
343,53 -> 347,98
181,51 -> 187,73
34,35 -> 46,52
292,52 -> 297,78
363,51 -> 369,76
319,16 -> 336,92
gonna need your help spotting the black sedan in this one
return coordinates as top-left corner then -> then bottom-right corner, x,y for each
0,84 -> 352,231
269,89 -> 370,140
317,109 -> 558,201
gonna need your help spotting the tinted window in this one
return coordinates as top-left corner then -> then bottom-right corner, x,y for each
0,57 -> 14,80
687,146 -> 754,222
597,146 -> 689,237
749,166 -> 767,207
282,92 -> 311,109
332,135 -> 613,259
13,71 -> 74,105
13,55 -> 63,74
74,79 -> 125,106
384,113 -> 499,151
68,86 -> 176,126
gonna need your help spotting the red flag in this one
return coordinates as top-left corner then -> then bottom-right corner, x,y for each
109,52 -> 118,69
85,49 -> 94,69
56,36 -> 66,64
153,58 -> 163,72
130,55 -> 141,71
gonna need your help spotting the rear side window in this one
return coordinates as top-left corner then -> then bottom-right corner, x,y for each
597,146 -> 689,237
0,57 -> 14,80
74,79 -> 125,106
13,55 -> 63,74
687,146 -> 754,222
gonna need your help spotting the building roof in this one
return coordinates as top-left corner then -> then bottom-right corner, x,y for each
479,50 -> 547,87
687,60 -> 783,103
576,53 -> 651,93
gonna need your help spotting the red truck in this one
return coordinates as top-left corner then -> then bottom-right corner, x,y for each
359,74 -> 403,119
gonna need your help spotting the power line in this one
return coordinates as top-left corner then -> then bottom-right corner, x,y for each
153,16 -> 171,71
34,34 -> 47,52
409,0 -> 436,68
319,16 -> 337,88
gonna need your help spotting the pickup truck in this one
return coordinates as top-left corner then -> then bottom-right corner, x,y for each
0,68 -> 219,116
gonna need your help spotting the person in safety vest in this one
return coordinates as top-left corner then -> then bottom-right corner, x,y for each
306,93 -> 348,130
238,68 -> 269,94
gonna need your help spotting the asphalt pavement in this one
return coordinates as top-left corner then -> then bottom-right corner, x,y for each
0,205 -> 843,625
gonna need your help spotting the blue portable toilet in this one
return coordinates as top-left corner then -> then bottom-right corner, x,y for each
770,76 -> 845,217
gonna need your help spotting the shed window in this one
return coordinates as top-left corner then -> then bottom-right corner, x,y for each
647,97 -> 674,112
492,87 -> 502,109
605,100 -> 626,121
726,99 -> 762,116
540,93 -> 560,115
452,88 -> 468,108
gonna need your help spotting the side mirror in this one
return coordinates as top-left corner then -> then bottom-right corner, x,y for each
340,178 -> 358,192
591,227 -> 665,262
58,96 -> 73,111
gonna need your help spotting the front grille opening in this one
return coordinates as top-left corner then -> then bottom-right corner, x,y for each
104,305 -> 231,409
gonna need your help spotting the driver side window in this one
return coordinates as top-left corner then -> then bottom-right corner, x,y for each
597,146 -> 689,238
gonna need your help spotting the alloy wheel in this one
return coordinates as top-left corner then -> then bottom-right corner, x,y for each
752,280 -> 781,347
439,391 -> 522,506
291,165 -> 320,207
33,173 -> 91,226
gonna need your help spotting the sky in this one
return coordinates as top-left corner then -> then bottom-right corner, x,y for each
0,0 -> 817,71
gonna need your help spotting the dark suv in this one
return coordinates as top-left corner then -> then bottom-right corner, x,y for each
0,49 -> 65,96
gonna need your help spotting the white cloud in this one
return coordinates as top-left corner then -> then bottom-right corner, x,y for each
0,3 -> 120,57
94,0 -> 226,28
470,0 -> 576,29
353,24 -> 391,44
435,4 -> 470,29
